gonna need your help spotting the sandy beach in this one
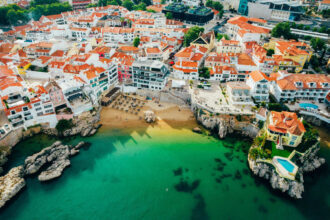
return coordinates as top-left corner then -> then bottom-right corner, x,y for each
100,101 -> 197,130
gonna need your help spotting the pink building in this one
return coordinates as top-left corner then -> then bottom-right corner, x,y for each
44,80 -> 67,111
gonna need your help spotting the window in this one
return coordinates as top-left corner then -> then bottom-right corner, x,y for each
44,104 -> 52,109
23,107 -> 29,111
11,110 -> 16,115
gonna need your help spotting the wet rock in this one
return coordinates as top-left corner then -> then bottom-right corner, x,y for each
24,141 -> 89,181
0,166 -> 25,208
192,127 -> 202,134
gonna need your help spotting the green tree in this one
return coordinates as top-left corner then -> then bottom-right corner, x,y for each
98,0 -> 107,6
183,26 -> 204,47
216,33 -> 229,40
133,37 -> 140,47
165,12 -> 173,19
141,0 -> 151,6
133,2 -> 146,11
206,0 -> 212,7
198,67 -> 210,79
311,37 -> 326,51
271,22 -> 292,39
87,3 -> 97,8
123,0 -> 134,10
321,9 -> 330,18
161,0 -> 166,3
56,119 -> 73,134
266,49 -> 274,57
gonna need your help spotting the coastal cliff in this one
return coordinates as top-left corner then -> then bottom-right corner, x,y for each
195,109 -> 259,139
0,166 -> 25,209
248,139 -> 325,199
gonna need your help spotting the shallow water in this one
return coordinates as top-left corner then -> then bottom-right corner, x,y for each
0,125 -> 329,220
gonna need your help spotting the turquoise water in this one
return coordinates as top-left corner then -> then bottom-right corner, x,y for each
0,125 -> 329,220
277,158 -> 295,172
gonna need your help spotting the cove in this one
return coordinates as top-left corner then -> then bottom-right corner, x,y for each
0,125 -> 329,220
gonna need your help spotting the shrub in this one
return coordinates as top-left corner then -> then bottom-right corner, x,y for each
56,119 -> 73,133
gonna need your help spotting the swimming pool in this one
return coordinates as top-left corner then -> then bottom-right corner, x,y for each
277,158 -> 294,173
299,103 -> 318,110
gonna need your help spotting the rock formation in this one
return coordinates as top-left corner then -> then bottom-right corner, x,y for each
24,141 -> 89,181
0,166 -> 25,208
144,111 -> 156,123
248,157 -> 304,199
195,110 -> 259,139
248,139 -> 325,199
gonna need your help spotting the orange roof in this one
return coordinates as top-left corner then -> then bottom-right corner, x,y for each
249,70 -> 269,82
146,47 -> 161,54
238,54 -> 256,66
210,65 -> 237,75
269,111 -> 305,135
276,73 -> 330,91
118,46 -> 139,52
51,50 -> 64,57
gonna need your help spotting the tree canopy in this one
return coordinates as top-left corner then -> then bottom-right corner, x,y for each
271,22 -> 292,40
0,2 -> 72,25
198,67 -> 210,79
183,26 -> 204,47
123,0 -> 134,11
133,37 -> 140,47
310,37 -> 326,52
165,12 -> 173,19
205,0 -> 224,18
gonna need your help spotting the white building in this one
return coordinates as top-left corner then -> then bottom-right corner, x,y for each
226,81 -> 254,105
271,71 -> 330,103
246,70 -> 270,103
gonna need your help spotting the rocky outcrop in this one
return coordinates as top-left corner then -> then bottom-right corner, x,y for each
248,156 -> 304,199
0,166 -> 25,208
299,140 -> 325,172
144,111 -> 156,123
42,109 -> 101,137
248,138 -> 325,199
195,111 -> 259,139
24,141 -> 89,181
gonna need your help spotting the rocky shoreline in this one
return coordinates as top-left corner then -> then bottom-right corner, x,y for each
193,108 -> 326,199
0,108 -> 101,175
195,109 -> 259,139
0,141 -> 90,208
248,140 -> 325,199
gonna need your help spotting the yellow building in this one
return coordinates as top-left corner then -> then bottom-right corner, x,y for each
264,39 -> 312,73
266,111 -> 305,148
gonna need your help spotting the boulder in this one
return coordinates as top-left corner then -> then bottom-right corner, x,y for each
144,111 -> 156,123
192,127 -> 202,134
0,166 -> 25,208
